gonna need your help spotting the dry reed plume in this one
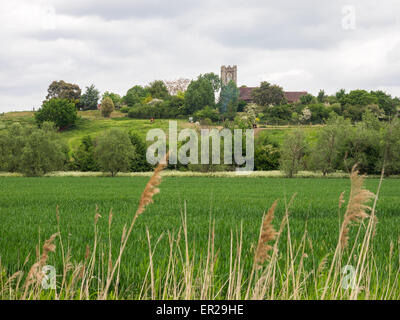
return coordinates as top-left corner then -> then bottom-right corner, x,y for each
339,166 -> 375,249
23,232 -> 59,297
255,200 -> 278,265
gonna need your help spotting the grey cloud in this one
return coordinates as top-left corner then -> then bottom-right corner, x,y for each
1,0 -> 400,112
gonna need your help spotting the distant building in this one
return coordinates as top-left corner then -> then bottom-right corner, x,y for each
239,87 -> 308,104
220,65 -> 308,104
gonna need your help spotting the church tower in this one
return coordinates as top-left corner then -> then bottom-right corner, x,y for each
221,65 -> 237,86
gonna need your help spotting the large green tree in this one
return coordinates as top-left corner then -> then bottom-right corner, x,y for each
46,80 -> 81,102
280,129 -> 308,177
218,81 -> 239,114
251,82 -> 286,106
80,84 -> 100,110
72,135 -> 99,172
0,122 -> 67,176
94,129 -> 135,176
123,85 -> 148,107
35,98 -> 78,130
199,73 -> 221,91
147,80 -> 169,100
184,77 -> 215,114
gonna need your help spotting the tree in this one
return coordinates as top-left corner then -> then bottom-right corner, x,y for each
199,73 -> 221,91
94,129 -> 135,176
123,85 -> 148,107
300,93 -> 315,105
101,97 -> 115,118
255,135 -> 280,171
184,77 -> 215,114
46,80 -> 81,102
80,84 -> 100,110
370,90 -> 397,117
0,123 -> 26,172
317,90 -> 328,103
251,82 -> 286,106
381,119 -> 400,175
35,98 -> 78,130
129,131 -> 152,172
280,129 -> 308,177
218,81 -> 239,114
102,91 -> 123,109
71,135 -> 99,171
341,90 -> 378,107
16,123 -> 67,176
311,115 -> 351,175
147,80 -> 169,100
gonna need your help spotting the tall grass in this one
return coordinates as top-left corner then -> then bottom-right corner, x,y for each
0,163 -> 398,300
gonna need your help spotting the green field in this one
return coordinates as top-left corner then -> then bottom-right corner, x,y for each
1,176 -> 399,298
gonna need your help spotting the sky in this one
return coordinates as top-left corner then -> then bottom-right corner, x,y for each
1,0 -> 400,112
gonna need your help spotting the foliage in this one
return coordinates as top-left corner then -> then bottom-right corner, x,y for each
280,129 -> 308,177
100,97 -> 115,118
80,84 -> 100,110
218,81 -> 239,114
94,129 -> 134,176
0,122 -> 67,176
147,80 -> 170,100
102,91 -> 123,109
35,98 -> 78,130
310,115 -> 351,175
71,135 -> 99,172
251,81 -> 286,106
255,135 -> 280,170
46,80 -> 81,102
123,85 -> 148,107
194,106 -> 220,122
184,77 -> 215,114
128,131 -> 152,172
199,73 -> 221,91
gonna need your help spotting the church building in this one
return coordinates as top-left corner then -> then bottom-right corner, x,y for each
221,65 -> 308,104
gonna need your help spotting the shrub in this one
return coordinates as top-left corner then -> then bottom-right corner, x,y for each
120,106 -> 130,113
19,123 -> 67,176
35,98 -> 78,130
101,97 -> 115,118
94,129 -> 134,176
71,135 -> 99,172
194,106 -> 220,122
129,132 -> 152,172
280,129 -> 308,177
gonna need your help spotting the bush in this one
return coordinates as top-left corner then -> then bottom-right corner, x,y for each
128,104 -> 158,119
71,135 -> 99,171
120,106 -> 130,113
280,129 -> 308,177
101,97 -> 115,118
0,122 -> 68,176
254,135 -> 280,171
94,129 -> 134,176
35,98 -> 78,130
194,106 -> 220,122
129,132 -> 152,172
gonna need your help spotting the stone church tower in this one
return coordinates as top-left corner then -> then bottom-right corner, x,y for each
221,65 -> 237,86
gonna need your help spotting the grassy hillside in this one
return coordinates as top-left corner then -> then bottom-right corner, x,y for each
0,110 -> 325,153
0,110 -> 195,151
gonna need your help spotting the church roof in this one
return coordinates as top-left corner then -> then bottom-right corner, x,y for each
239,87 -> 307,104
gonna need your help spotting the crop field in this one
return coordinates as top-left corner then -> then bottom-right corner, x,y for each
1,175 -> 400,299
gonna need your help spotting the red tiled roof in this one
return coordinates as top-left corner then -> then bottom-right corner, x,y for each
239,87 -> 307,104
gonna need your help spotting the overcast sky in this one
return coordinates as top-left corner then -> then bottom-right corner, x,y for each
1,0 -> 400,112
